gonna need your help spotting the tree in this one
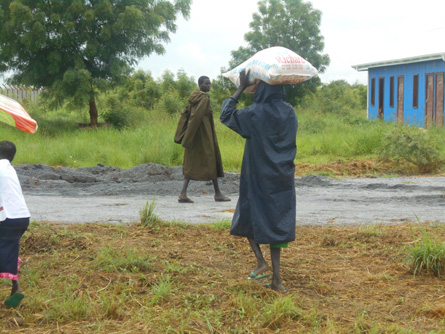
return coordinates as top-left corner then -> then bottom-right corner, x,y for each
0,0 -> 191,125
317,80 -> 367,114
228,0 -> 330,105
117,70 -> 161,110
157,69 -> 196,114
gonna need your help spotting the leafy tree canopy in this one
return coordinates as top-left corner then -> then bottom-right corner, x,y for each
227,0 -> 330,105
0,0 -> 191,124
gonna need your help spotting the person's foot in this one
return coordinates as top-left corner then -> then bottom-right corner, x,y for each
4,292 -> 25,308
178,195 -> 194,203
248,262 -> 269,280
265,282 -> 288,293
248,272 -> 270,280
8,281 -> 24,308
214,195 -> 231,202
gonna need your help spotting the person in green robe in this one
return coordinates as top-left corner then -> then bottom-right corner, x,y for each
178,76 -> 230,203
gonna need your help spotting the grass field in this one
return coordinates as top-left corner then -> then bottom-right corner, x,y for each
3,103 -> 445,176
0,221 -> 444,333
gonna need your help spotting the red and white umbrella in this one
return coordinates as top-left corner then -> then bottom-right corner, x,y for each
0,94 -> 38,134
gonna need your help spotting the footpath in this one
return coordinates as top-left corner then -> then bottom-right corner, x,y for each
22,171 -> 445,226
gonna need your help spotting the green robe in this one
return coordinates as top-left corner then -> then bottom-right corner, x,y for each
182,90 -> 224,181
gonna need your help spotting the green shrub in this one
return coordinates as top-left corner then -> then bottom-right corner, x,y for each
299,116 -> 327,134
102,108 -> 128,130
175,69 -> 196,99
379,125 -> 444,173
316,80 -> 367,115
101,95 -> 129,129
158,89 -> 186,114
140,198 -> 160,227
121,70 -> 161,109
406,224 -> 445,278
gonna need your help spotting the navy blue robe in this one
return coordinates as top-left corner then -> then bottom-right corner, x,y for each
220,82 -> 298,244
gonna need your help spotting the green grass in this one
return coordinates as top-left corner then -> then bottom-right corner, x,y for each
94,245 -> 156,273
140,198 -> 160,227
205,218 -> 232,231
406,224 -> 445,277
2,102 -> 445,173
296,110 -> 390,163
2,108 -> 185,169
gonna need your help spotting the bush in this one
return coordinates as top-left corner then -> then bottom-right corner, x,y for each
103,108 -> 128,130
317,80 -> 367,115
158,89 -> 186,115
125,71 -> 161,110
102,96 -> 129,129
140,198 -> 160,227
379,125 -> 444,173
406,224 -> 445,278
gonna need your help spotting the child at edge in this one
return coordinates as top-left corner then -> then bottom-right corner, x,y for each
0,140 -> 30,308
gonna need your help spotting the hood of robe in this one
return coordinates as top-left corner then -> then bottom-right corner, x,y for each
253,81 -> 287,104
188,90 -> 208,105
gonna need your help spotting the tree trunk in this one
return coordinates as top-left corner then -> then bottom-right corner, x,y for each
89,99 -> 98,126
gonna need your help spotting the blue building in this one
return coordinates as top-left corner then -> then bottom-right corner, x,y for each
353,53 -> 445,128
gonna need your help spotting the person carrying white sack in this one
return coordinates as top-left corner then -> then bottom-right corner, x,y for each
222,46 -> 318,93
220,47 -> 316,292
220,69 -> 298,292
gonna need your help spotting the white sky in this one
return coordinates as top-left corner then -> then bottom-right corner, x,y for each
137,0 -> 445,85
1,0 -> 444,86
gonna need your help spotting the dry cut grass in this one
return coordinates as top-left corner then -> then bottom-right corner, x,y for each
0,221 -> 444,333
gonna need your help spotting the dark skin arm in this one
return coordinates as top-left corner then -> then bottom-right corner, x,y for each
231,69 -> 251,101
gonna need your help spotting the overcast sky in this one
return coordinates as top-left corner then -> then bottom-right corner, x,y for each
137,0 -> 445,85
1,0 -> 444,86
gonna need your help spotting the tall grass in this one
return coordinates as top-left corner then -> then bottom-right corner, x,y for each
2,100 -> 444,172
140,198 -> 160,227
296,109 -> 390,163
2,108 -> 184,169
406,224 -> 445,277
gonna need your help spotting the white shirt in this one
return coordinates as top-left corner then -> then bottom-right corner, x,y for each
0,159 -> 30,221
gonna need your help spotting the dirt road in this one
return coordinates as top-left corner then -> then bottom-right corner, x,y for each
16,163 -> 445,225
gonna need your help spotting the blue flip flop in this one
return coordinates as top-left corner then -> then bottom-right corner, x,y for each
4,292 -> 25,308
248,272 -> 270,280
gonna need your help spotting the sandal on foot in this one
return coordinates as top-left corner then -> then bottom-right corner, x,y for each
4,293 -> 24,308
248,272 -> 270,280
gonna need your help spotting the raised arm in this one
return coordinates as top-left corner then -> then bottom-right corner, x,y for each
220,70 -> 253,138
231,69 -> 250,101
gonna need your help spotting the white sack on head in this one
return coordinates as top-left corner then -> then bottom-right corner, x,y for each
222,46 -> 318,93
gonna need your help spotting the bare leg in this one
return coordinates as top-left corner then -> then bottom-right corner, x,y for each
11,280 -> 21,295
179,179 -> 193,203
269,247 -> 286,292
247,238 -> 269,275
213,179 -> 230,201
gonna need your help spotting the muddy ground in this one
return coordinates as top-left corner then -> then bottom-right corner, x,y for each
15,162 -> 445,225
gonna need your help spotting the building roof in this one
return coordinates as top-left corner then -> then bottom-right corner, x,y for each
352,52 -> 445,71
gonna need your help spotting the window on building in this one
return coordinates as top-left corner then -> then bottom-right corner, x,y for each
371,78 -> 375,107
413,74 -> 419,108
389,76 -> 394,108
